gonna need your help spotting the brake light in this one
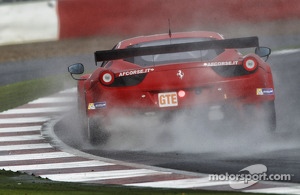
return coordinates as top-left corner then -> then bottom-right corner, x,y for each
99,70 -> 115,85
243,57 -> 258,72
178,90 -> 186,98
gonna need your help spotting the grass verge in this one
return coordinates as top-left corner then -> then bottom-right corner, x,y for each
0,170 -> 264,195
0,75 -> 74,112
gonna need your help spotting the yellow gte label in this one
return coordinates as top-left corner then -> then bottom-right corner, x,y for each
158,92 -> 178,107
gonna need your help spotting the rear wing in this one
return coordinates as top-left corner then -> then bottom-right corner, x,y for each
94,36 -> 259,64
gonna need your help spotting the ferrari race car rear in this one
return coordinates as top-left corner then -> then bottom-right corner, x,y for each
85,56 -> 275,133
68,32 -> 276,144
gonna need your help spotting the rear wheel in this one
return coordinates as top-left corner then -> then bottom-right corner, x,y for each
86,117 -> 110,145
243,101 -> 276,132
263,101 -> 276,132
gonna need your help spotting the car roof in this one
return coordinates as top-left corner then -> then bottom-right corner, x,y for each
117,31 -> 224,49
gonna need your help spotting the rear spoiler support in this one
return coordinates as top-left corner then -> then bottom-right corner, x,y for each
94,36 -> 259,64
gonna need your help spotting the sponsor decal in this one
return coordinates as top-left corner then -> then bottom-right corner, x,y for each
88,102 -> 107,110
177,70 -> 184,79
118,68 -> 154,77
158,92 -> 178,107
203,61 -> 238,66
256,88 -> 274,95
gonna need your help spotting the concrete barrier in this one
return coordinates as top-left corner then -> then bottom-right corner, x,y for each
57,0 -> 300,38
0,1 -> 58,45
0,0 -> 300,46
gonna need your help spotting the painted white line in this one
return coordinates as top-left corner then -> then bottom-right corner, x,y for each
1,107 -> 72,115
0,152 -> 75,161
0,135 -> 43,142
244,186 -> 300,194
29,97 -> 76,104
0,126 -> 41,133
272,48 -> 300,56
126,177 -> 229,188
0,117 -> 49,124
40,169 -> 170,182
0,160 -> 114,171
0,143 -> 52,151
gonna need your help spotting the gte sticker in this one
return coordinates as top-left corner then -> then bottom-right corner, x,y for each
204,61 -> 238,66
88,102 -> 107,110
256,88 -> 274,95
118,68 -> 154,77
158,92 -> 178,107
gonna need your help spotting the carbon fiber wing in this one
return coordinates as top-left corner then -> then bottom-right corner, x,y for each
94,36 -> 259,63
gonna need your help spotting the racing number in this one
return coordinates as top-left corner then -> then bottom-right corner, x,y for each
158,92 -> 178,107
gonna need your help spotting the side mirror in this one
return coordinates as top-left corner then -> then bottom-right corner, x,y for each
68,63 -> 85,80
255,47 -> 271,61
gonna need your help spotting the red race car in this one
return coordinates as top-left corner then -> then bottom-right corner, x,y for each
68,31 -> 276,144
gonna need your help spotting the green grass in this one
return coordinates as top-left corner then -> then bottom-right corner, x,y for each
0,75 -> 74,112
0,170 -> 264,195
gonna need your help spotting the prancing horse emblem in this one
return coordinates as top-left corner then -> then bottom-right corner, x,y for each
177,70 -> 184,79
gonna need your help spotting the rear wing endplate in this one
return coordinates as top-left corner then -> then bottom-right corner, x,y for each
94,36 -> 259,63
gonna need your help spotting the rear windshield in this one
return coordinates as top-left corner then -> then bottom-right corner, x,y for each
124,38 -> 224,66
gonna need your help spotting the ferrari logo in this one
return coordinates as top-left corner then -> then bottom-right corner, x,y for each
177,70 -> 184,79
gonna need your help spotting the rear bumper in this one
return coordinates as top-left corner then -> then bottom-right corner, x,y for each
85,100 -> 276,134
87,100 -> 275,124
84,67 -> 275,118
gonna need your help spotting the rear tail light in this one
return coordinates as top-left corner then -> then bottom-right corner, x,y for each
99,70 -> 115,85
243,57 -> 258,72
178,90 -> 186,98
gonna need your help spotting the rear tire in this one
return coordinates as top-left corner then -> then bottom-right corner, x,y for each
78,115 -> 110,146
86,117 -> 110,145
243,101 -> 276,132
263,101 -> 276,132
